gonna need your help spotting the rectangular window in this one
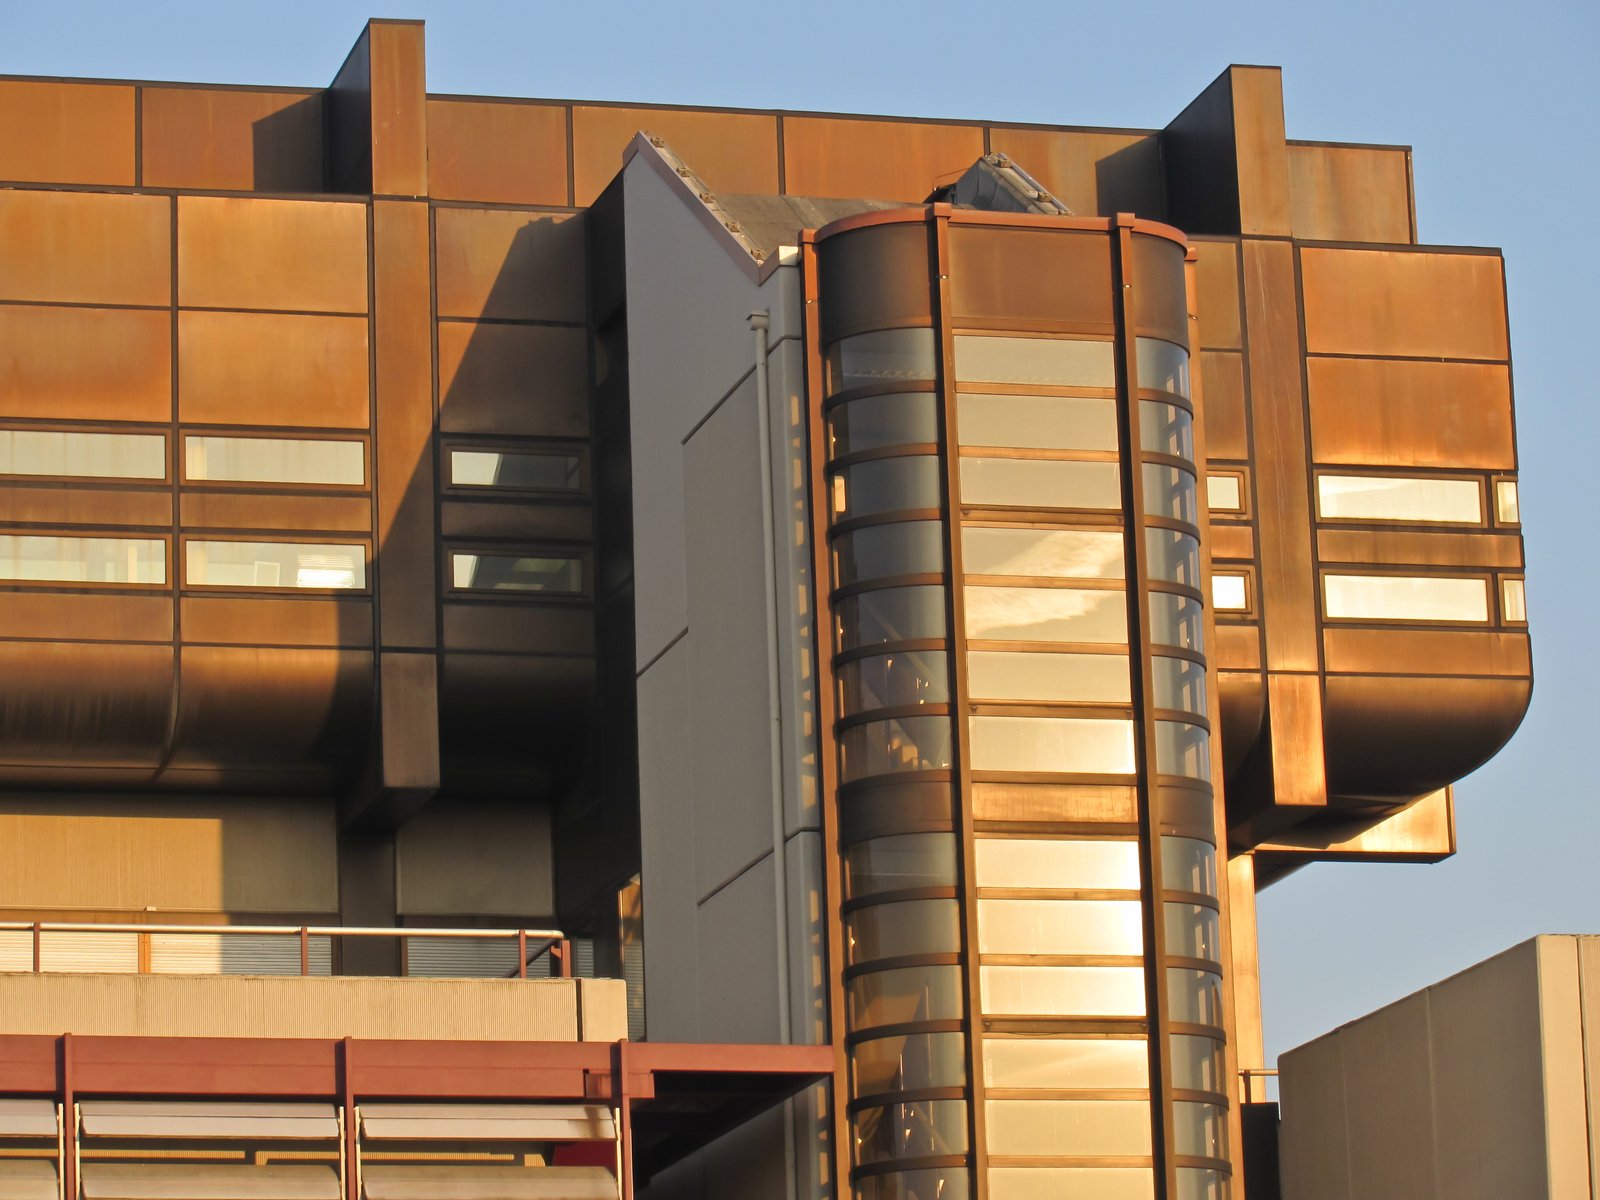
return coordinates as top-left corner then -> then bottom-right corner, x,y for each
1135,337 -> 1190,398
0,429 -> 165,479
1212,573 -> 1249,612
954,335 -> 1115,388
1494,479 -> 1521,524
1155,720 -> 1211,781
1164,902 -> 1222,964
989,1167 -> 1155,1200
1149,592 -> 1205,651
0,534 -> 164,584
451,553 -> 583,594
980,965 -> 1147,1018
962,526 -> 1124,580
974,838 -> 1141,890
957,393 -> 1118,452
960,456 -> 1121,510
1152,655 -> 1208,718
964,586 -> 1128,644
449,448 -> 581,492
1317,474 -> 1482,524
969,715 -> 1137,775
848,964 -> 966,1030
1170,1033 -> 1226,1094
982,1037 -> 1149,1090
185,436 -> 364,486
824,328 -> 937,395
1141,401 -> 1194,460
1206,473 -> 1243,512
1323,574 -> 1490,622
186,540 -> 364,589
1144,464 -> 1199,526
1501,577 -> 1527,623
985,1099 -> 1153,1157
966,650 -> 1130,703
977,898 -> 1144,956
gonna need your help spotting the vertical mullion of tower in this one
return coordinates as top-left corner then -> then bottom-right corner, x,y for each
1113,213 -> 1178,1200
930,203 -> 989,1200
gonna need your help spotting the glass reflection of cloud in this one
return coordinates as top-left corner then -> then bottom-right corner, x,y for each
965,586 -> 1127,643
964,528 -> 1124,580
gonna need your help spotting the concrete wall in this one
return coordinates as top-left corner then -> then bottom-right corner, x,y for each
1279,935 -> 1600,1199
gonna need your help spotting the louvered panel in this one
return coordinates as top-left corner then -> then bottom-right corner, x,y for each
80,1101 -> 338,1140
0,1099 -> 57,1137
38,931 -> 137,972
0,1160 -> 58,1200
402,936 -> 519,979
148,933 -> 333,976
0,931 -> 32,972
360,1104 -> 615,1142
80,1163 -> 340,1200
361,1165 -> 616,1200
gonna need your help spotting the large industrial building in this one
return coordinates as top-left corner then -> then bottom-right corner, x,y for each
0,18 -> 1532,1200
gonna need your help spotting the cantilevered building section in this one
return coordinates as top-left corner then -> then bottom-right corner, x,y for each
0,19 -> 1529,1200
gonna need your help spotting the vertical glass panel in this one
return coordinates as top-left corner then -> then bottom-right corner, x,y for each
853,1030 -> 969,1096
825,329 -> 938,395
984,1099 -> 1152,1156
840,716 -> 953,781
1155,720 -> 1211,781
833,522 -> 946,586
969,716 -> 1137,775
845,900 -> 962,964
0,429 -> 165,479
452,553 -> 582,594
1161,837 -> 1219,898
1145,528 -> 1202,588
958,393 -> 1118,452
959,457 -> 1121,510
845,834 -> 959,898
0,535 -> 165,584
1317,474 -> 1482,523
1322,574 -> 1490,622
1167,968 -> 1225,1026
1140,401 -> 1194,460
1206,474 -> 1242,511
977,899 -> 1143,955
980,966 -> 1147,1017
853,1098 -> 968,1166
989,1167 -> 1154,1200
448,448 -> 579,491
856,1168 -> 972,1200
1495,478 -> 1520,524
1152,655 -> 1208,717
1164,903 -> 1222,964
961,526 -> 1124,580
954,335 -> 1116,387
1173,1101 -> 1228,1159
1502,577 -> 1528,623
835,586 -> 947,650
974,838 -> 1141,890
837,650 -> 949,715
964,587 -> 1128,644
982,1037 -> 1149,1090
1149,593 -> 1205,651
827,392 -> 940,458
1142,463 -> 1199,526
187,436 -> 364,485
1175,1168 -> 1230,1200
1135,337 -> 1190,397
1212,573 -> 1249,612
848,965 -> 966,1029
831,455 -> 944,521
966,650 -> 1131,703
187,540 -> 363,589
1170,1033 -> 1226,1094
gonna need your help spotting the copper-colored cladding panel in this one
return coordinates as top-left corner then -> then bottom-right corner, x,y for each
1265,673 -> 1327,809
442,604 -> 595,655
0,486 -> 170,527
0,642 -> 173,769
1198,351 -> 1248,460
0,190 -> 169,306
1323,674 -> 1531,801
1210,524 -> 1256,561
439,500 -> 593,543
571,105 -> 778,206
178,311 -> 370,428
1131,233 -> 1189,345
1218,673 -> 1266,777
970,783 -> 1139,825
0,306 -> 171,422
1287,144 -> 1412,244
1229,67 -> 1291,237
438,653 -> 594,796
1216,626 -> 1263,671
0,81 -> 134,186
1192,241 -> 1242,350
840,782 -> 956,843
1317,530 -> 1523,570
378,651 -> 439,800
434,209 -> 586,323
179,493 -> 373,533
815,224 -> 934,344
367,21 -> 428,197
1300,248 -> 1509,360
783,117 -> 983,201
437,323 -> 589,437
427,99 -> 569,206
142,88 -> 324,192
181,596 -> 374,648
177,197 -> 368,314
0,592 -> 171,643
1159,785 -> 1216,833
1306,358 -> 1516,469
986,128 -> 1165,218
1323,628 -> 1531,678
1253,788 -> 1454,866
947,226 -> 1112,331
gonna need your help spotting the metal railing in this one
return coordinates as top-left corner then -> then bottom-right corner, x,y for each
1239,1066 -> 1279,1104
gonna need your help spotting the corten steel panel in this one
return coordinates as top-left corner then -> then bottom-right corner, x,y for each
946,226 -> 1113,330
1210,523 -> 1256,561
1266,672 -> 1327,810
0,642 -> 173,770
783,117 -> 984,201
1198,350 -> 1248,460
439,500 -> 594,544
437,323 -> 589,437
1192,241 -> 1242,350
367,21 -> 428,197
1288,144 -> 1413,244
986,128 -> 1165,218
1307,357 -> 1516,469
177,196 -> 368,314
178,311 -> 370,428
378,650 -> 440,798
1216,625 -> 1263,671
969,782 -> 1139,825
441,604 -> 596,655
427,99 -> 569,206
814,224 -> 934,345
0,592 -> 172,643
1323,674 -> 1531,801
179,493 -> 372,533
141,88 -> 324,193
1218,672 -> 1266,777
0,485 -> 171,527
1131,232 -> 1189,346
438,653 -> 594,799
0,190 -> 169,306
1300,247 -> 1510,360
837,780 -> 956,843
1323,628 -> 1531,678
571,105 -> 778,206
434,209 -> 586,323
181,596 -> 374,648
372,201 -> 437,650
0,305 -> 171,422
0,81 -> 134,186
1164,70 -> 1239,235
1316,530 -> 1523,570
1229,68 -> 1292,237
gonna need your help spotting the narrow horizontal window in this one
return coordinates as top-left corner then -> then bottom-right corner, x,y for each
1494,478 -> 1520,524
969,715 -> 1137,775
860,1169 -> 972,1200
853,1030 -> 969,1096
960,457 -> 1121,509
830,455 -> 943,521
1206,473 -> 1243,512
1161,837 -> 1218,898
1501,577 -> 1527,624
965,586 -> 1128,644
981,966 -> 1146,1017
826,392 -> 938,457
962,526 -> 1124,580
848,965 -> 966,1030
974,837 -> 1141,890
0,429 -> 164,480
844,833 -> 959,898
989,1166 -> 1155,1200
1136,337 -> 1190,397
832,521 -> 946,586
186,436 -> 364,486
845,899 -> 962,964
966,650 -> 1130,704
187,540 -> 363,589
449,448 -> 580,491
982,1037 -> 1149,1090
954,335 -> 1115,388
824,329 -> 937,396
1212,573 -> 1249,612
0,534 -> 164,584
834,585 -> 946,650
1155,720 -> 1211,781
1317,474 -> 1482,524
958,393 -> 1118,452
1165,902 -> 1222,964
1323,574 -> 1489,622
978,898 -> 1144,956
853,1098 -> 968,1165
985,1098 -> 1153,1158
1141,400 -> 1194,460
839,715 -> 952,781
1152,655 -> 1208,718
837,649 -> 949,715
1149,592 -> 1205,651
451,553 -> 582,594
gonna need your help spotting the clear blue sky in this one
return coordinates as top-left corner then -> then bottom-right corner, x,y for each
5,0 -> 1595,1067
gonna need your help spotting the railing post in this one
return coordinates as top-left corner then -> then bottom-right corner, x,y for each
300,927 -> 310,977
517,930 -> 527,979
32,921 -> 41,973
559,938 -> 573,979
